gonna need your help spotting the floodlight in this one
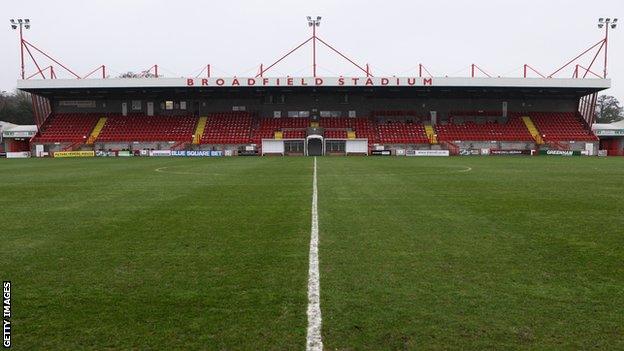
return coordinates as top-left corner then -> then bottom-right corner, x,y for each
9,18 -> 32,80
599,18 -> 604,22
614,18 -> 618,23
612,24 -> 617,29
606,18 -> 611,22
598,23 -> 604,28
307,15 -> 321,27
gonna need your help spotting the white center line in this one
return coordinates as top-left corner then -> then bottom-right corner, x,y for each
306,157 -> 323,351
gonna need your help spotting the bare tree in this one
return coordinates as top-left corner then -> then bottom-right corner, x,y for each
118,71 -> 157,78
0,90 -> 34,124
595,95 -> 624,124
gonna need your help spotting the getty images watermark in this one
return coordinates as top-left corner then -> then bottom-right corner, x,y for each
3,281 -> 10,348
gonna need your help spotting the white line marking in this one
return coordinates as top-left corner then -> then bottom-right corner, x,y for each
306,157 -> 323,351
306,165 -> 473,177
155,166 -> 224,176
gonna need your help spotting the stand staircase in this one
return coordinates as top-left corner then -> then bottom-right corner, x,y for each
521,116 -> 544,145
424,123 -> 437,144
86,117 -> 107,145
193,116 -> 208,144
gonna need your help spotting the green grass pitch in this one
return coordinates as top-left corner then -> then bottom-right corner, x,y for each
1,156 -> 623,350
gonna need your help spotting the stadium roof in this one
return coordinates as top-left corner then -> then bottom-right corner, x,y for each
17,76 -> 610,92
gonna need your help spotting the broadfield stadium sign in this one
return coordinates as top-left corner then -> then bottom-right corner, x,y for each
186,77 -> 432,87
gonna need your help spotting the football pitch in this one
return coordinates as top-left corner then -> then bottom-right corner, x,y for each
2,156 -> 624,350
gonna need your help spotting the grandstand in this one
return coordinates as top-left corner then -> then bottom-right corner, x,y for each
12,13 -> 614,158
5,11 -> 623,351
18,77 -> 608,156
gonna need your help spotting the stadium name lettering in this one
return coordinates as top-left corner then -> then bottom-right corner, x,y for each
186,77 -> 433,87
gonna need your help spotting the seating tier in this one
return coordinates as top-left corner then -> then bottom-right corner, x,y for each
97,114 -> 197,142
521,112 -> 598,142
33,113 -> 100,143
200,112 -> 253,144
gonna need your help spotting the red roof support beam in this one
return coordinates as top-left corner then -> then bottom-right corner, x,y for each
312,24 -> 317,77
470,64 -> 492,78
26,65 -> 53,80
315,36 -> 371,77
577,64 -> 603,78
418,64 -> 433,78
256,37 -> 313,78
22,39 -> 81,79
523,64 -> 545,78
194,64 -> 211,79
23,43 -> 46,79
548,39 -> 604,78
83,65 -> 106,79
582,40 -> 605,79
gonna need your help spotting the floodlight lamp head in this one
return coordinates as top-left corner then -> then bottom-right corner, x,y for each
10,19 -> 15,23
612,24 -> 617,29
599,18 -> 604,23
307,16 -> 311,21
25,24 -> 30,29
606,18 -> 611,22
316,22 -> 320,27
613,18 -> 618,23
25,19 -> 29,23
317,16 -> 321,21
598,23 -> 604,28
11,24 -> 17,29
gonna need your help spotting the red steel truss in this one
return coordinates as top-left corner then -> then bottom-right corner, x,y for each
11,18 -> 615,128
13,18 -> 614,81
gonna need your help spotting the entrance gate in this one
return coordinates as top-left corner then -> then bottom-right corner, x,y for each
306,135 -> 324,156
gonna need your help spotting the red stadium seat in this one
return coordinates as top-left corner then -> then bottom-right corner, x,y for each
371,112 -> 429,144
520,112 -> 598,142
200,112 -> 254,144
32,113 -> 100,143
251,117 -> 309,143
436,112 -> 533,142
376,122 -> 429,144
97,114 -> 196,142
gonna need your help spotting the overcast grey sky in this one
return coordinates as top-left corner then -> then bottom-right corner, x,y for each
1,0 -> 622,98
